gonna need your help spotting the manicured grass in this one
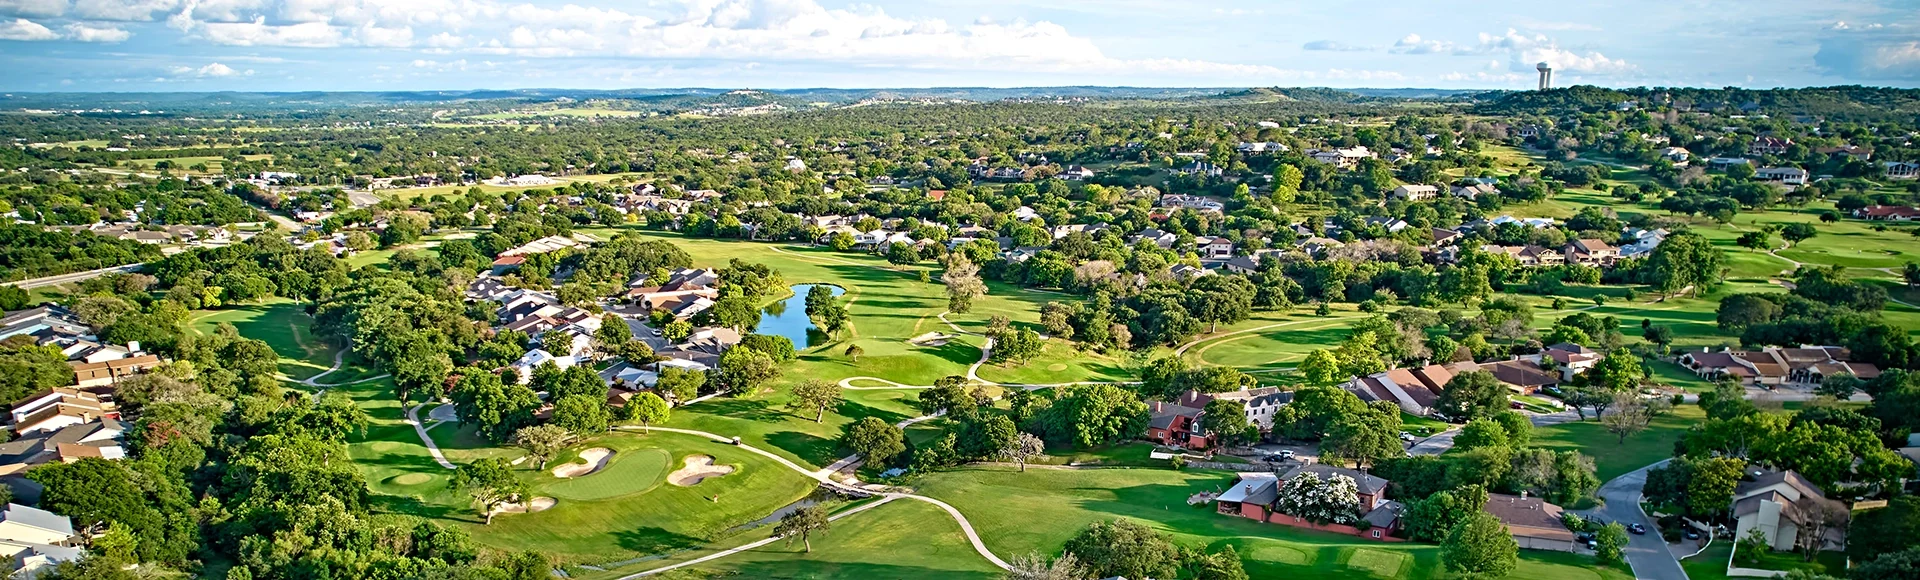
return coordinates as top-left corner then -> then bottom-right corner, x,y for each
543,447 -> 671,501
189,298 -> 338,380
975,340 -> 1134,385
912,466 -> 1632,580
619,499 -> 1004,580
1681,540 -> 1733,580
1737,544 -> 1849,578
1534,404 -> 1704,481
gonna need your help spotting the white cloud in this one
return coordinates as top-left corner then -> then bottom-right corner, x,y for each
72,0 -> 180,21
170,61 -> 248,76
1471,29 -> 1633,74
1302,39 -> 1370,52
0,0 -> 67,18
1389,33 -> 1454,54
63,21 -> 128,41
0,16 -> 56,39
1386,28 -> 1633,75
1815,24 -> 1920,80
194,18 -> 343,46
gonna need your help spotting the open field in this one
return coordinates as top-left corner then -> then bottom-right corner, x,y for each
1534,403 -> 1705,482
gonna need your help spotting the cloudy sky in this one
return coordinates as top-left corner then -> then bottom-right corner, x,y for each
1,0 -> 1917,92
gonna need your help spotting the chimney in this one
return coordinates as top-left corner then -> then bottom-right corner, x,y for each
1520,490 -> 1529,499
127,341 -> 140,354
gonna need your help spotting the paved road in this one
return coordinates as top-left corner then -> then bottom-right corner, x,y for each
1408,411 -> 1580,456
1588,460 -> 1687,580
2,263 -> 146,289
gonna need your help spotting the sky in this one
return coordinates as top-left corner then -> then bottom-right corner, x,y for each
1,0 -> 1918,92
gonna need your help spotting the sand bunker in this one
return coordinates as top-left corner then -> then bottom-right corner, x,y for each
552,448 -> 613,478
668,454 -> 736,486
492,496 -> 556,515
908,332 -> 953,347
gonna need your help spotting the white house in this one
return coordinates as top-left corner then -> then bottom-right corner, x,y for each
1732,471 -> 1847,553
1391,184 -> 1439,201
0,504 -> 74,547
1754,166 -> 1809,186
508,349 -> 575,385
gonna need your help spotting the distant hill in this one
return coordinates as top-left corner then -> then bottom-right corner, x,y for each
1474,85 -> 1920,122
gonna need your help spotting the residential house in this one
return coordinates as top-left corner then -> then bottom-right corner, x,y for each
1481,245 -> 1565,267
0,307 -> 92,346
1131,228 -> 1179,249
1159,194 -> 1226,213
1754,166 -> 1809,186
1749,136 -> 1793,156
1179,161 -> 1224,177
1430,228 -> 1464,247
9,389 -> 115,435
1344,363 -> 1471,416
1661,147 -> 1693,164
1169,264 -> 1212,279
0,418 -> 127,476
1194,236 -> 1235,260
1451,183 -> 1499,200
1144,402 -> 1209,449
1364,216 -> 1410,233
1390,184 -> 1439,201
1237,142 -> 1288,154
1537,343 -> 1602,382
1058,165 -> 1096,181
1214,465 -> 1403,541
1619,228 -> 1669,259
1296,237 -> 1345,257
1011,206 -> 1041,221
1854,205 -> 1920,221
1815,145 -> 1872,161
1172,387 -> 1294,429
1708,157 -> 1753,170
1679,346 -> 1875,388
1480,359 -> 1561,394
498,233 -> 599,257
489,255 -> 525,274
1733,471 -> 1848,553
1484,494 -> 1576,551
1563,239 -> 1620,266
1883,161 -> 1919,180
1310,146 -> 1376,169
68,354 -> 160,389
627,268 -> 722,320
507,349 -> 575,385
0,502 -> 80,577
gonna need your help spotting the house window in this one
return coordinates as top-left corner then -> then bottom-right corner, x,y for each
1371,530 -> 1382,538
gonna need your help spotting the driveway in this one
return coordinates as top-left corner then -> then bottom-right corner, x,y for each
1407,429 -> 1459,456
1586,460 -> 1687,580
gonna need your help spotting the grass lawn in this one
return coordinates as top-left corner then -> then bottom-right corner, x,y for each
913,466 -> 1632,580
611,499 -> 1004,580
1535,403 -> 1704,481
189,298 -> 338,380
1737,544 -> 1849,578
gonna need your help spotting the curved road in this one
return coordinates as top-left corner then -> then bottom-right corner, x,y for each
1588,460 -> 1686,580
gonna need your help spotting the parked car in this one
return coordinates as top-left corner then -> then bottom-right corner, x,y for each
1509,401 -> 1525,409
1628,523 -> 1647,535
1399,431 -> 1417,442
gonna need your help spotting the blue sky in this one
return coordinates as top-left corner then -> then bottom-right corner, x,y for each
1,0 -> 1917,92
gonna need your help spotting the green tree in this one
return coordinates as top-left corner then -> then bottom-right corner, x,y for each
451,371 -> 542,442
1581,348 -> 1644,392
1595,522 -> 1629,565
551,395 -> 611,434
1453,418 -> 1511,452
1435,370 -> 1508,421
452,458 -> 531,525
1322,401 -> 1403,469
775,505 -> 831,553
628,392 -> 671,432
1062,519 -> 1179,580
1185,544 -> 1249,580
1646,231 -> 1724,297
842,416 -> 906,465
1442,512 -> 1519,579
714,346 -> 780,395
1300,349 -> 1343,387
1200,399 -> 1252,447
512,424 -> 570,469
1047,384 -> 1150,448
788,378 -> 844,422
885,242 -> 919,265
656,367 -> 704,404
1406,485 -> 1489,542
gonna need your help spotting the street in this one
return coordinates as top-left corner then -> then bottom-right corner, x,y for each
1586,460 -> 1688,580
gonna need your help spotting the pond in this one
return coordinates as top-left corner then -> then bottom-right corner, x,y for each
755,284 -> 845,349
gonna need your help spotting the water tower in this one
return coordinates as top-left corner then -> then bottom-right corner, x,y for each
1536,62 -> 1553,91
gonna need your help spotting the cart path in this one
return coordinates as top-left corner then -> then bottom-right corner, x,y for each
607,425 -> 1011,574
404,403 -> 458,470
295,345 -> 391,389
614,495 -> 902,578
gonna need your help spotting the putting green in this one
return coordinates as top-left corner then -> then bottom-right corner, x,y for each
388,473 -> 433,486
1245,540 -> 1311,564
543,447 -> 671,501
1347,548 -> 1410,579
